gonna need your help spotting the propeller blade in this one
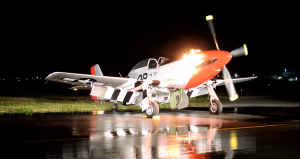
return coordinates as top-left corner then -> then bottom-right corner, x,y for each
230,44 -> 248,57
222,66 -> 238,101
206,15 -> 220,51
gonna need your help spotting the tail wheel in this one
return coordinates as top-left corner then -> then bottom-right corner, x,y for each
209,100 -> 223,115
145,101 -> 159,118
112,103 -> 118,110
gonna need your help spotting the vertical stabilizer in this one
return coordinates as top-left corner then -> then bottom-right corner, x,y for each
91,64 -> 103,76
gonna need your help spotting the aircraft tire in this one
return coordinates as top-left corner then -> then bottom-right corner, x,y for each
209,100 -> 222,115
145,101 -> 159,118
112,103 -> 118,110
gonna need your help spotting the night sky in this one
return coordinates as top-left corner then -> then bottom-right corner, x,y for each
2,6 -> 298,79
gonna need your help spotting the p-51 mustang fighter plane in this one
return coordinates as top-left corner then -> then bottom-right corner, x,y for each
45,15 -> 256,118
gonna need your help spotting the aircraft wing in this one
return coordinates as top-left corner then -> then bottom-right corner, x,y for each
186,76 -> 257,98
215,76 -> 257,86
45,72 -> 187,90
45,72 -> 186,108
45,72 -> 140,89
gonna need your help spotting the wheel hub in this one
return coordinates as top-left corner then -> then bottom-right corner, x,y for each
211,103 -> 217,112
146,105 -> 154,115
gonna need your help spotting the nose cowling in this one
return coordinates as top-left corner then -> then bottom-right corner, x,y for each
208,50 -> 232,67
184,50 -> 232,89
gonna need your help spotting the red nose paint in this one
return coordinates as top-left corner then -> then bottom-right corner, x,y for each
184,50 -> 231,89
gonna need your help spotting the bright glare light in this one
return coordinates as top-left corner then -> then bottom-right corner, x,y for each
190,49 -> 195,54
296,77 -> 298,81
182,53 -> 204,74
189,49 -> 201,54
285,69 -> 286,72
253,74 -> 255,76
278,76 -> 282,80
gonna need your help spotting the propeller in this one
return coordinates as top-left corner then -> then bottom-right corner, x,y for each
206,15 -> 241,101
230,44 -> 248,58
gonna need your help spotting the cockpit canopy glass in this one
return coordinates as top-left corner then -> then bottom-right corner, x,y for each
148,59 -> 157,69
130,58 -> 150,71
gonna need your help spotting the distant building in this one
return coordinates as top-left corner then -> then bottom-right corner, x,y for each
282,69 -> 296,81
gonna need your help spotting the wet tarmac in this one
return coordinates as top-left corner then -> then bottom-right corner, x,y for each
0,109 -> 299,158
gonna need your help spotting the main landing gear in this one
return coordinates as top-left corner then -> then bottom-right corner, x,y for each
145,101 -> 159,118
207,82 -> 223,115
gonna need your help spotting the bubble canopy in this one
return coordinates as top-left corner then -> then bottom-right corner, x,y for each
130,59 -> 150,71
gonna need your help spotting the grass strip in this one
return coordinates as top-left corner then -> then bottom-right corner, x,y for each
0,95 -> 229,114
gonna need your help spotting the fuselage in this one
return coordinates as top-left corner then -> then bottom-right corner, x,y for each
128,50 -> 232,90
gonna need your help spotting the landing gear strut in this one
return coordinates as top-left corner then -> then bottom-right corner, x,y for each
207,82 -> 223,115
145,101 -> 159,118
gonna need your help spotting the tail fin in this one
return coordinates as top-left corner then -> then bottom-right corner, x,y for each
91,64 -> 103,76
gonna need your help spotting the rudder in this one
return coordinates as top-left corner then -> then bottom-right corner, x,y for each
91,64 -> 103,76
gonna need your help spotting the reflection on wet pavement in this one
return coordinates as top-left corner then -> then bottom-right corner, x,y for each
85,113 -> 257,158
0,110 -> 299,158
